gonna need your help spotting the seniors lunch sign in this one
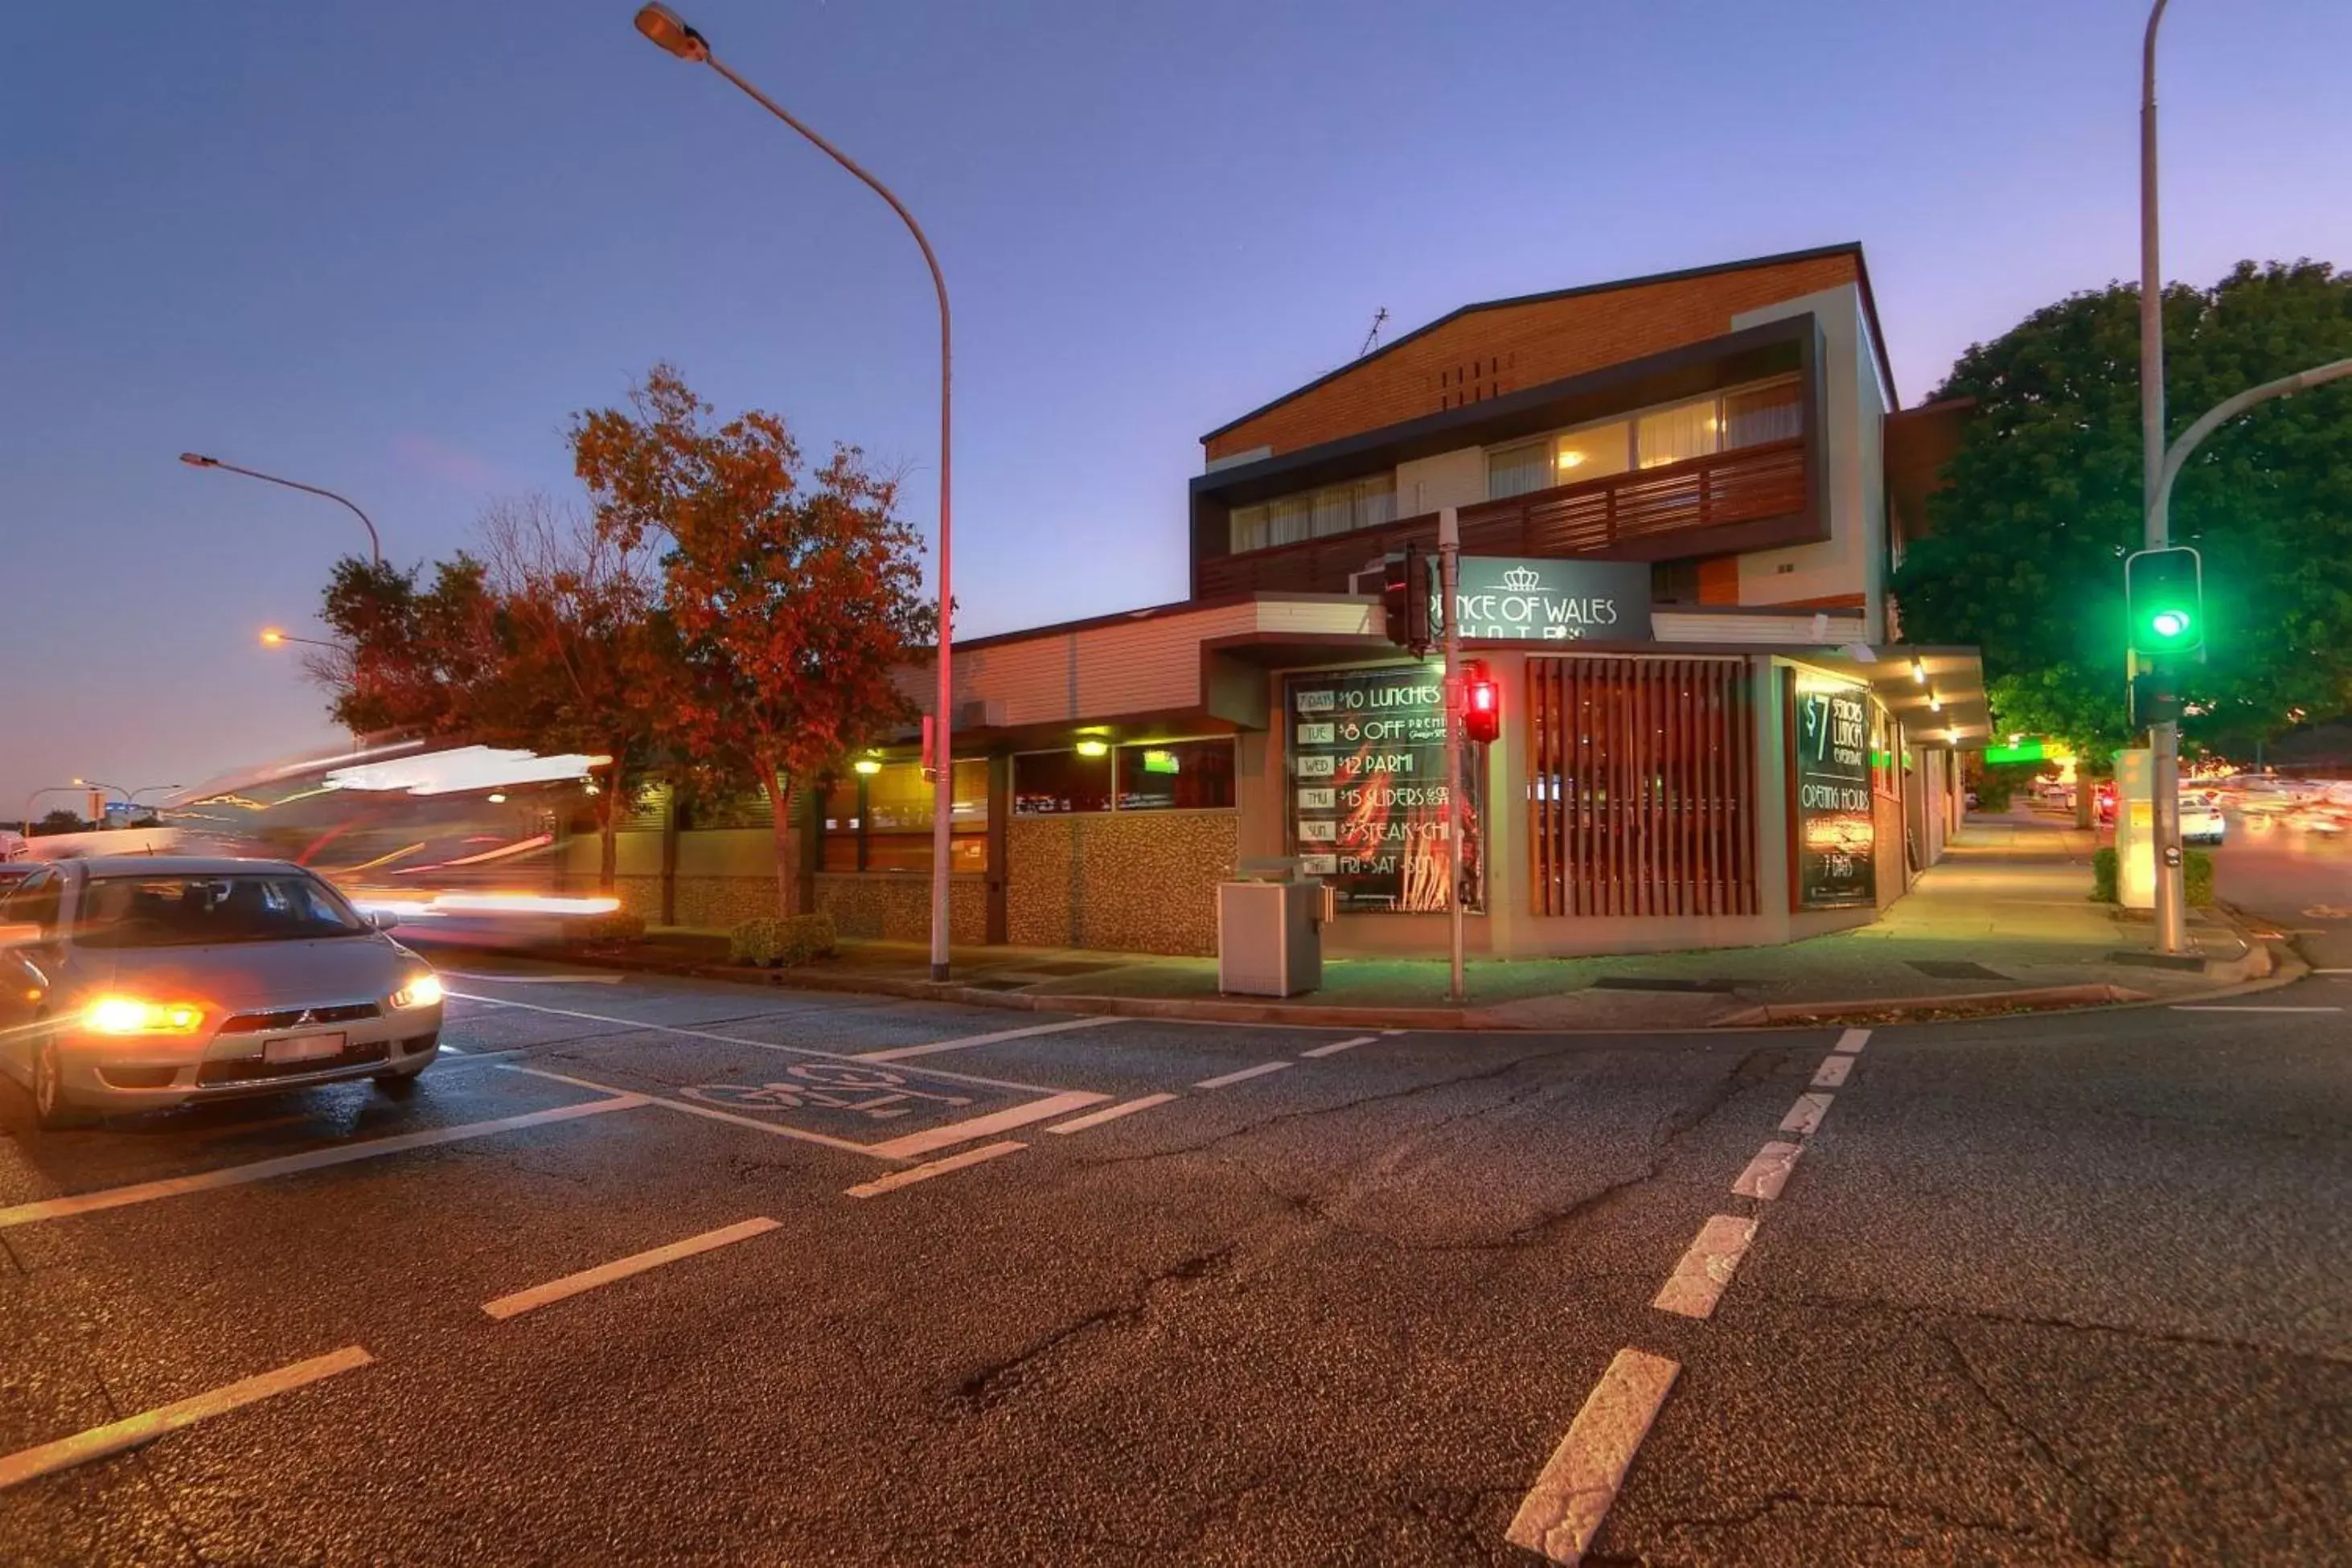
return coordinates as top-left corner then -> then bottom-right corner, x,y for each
1441,556 -> 1652,642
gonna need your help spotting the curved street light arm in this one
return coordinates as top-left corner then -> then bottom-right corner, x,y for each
2152,356 -> 2352,538
184,456 -> 382,564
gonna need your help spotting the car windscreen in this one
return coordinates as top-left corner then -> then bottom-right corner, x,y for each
73,873 -> 370,948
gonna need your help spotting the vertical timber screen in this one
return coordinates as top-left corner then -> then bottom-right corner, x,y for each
1528,656 -> 1759,917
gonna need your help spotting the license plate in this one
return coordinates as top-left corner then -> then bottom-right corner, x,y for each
263,1032 -> 346,1065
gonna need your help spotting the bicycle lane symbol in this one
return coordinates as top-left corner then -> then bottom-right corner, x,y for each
681,1061 -> 978,1123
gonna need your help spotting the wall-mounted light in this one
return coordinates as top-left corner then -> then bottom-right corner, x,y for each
1911,657 -> 1927,684
853,757 -> 883,775
486,793 -> 507,803
1075,739 -> 1110,758
1928,692 -> 1943,712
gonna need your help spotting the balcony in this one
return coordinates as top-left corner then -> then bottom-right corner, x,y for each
1196,437 -> 1810,601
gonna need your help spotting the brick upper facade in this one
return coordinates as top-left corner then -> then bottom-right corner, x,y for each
1202,248 -> 1866,463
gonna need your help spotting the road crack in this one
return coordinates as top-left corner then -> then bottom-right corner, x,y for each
1938,1330 -> 2119,1561
948,1246 -> 1235,1415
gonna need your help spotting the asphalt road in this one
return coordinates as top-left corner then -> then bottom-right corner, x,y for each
0,953 -> 2345,1564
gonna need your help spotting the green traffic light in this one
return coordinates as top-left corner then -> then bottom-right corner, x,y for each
2150,610 -> 2190,639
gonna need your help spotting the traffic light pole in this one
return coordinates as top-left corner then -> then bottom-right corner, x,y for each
1439,507 -> 1466,1004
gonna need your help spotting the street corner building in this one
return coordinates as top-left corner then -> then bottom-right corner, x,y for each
595,243 -> 1990,961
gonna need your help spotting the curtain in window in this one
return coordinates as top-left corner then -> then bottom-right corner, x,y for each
1724,377 -> 1802,448
1636,399 -> 1719,469
1552,420 -> 1632,482
1229,504 -> 1269,553
1487,441 -> 1552,499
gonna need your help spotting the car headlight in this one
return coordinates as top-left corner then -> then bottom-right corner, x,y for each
389,973 -> 445,1010
85,996 -> 207,1035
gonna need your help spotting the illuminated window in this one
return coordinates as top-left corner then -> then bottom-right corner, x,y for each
1013,749 -> 1113,815
1114,739 -> 1236,811
820,759 -> 987,873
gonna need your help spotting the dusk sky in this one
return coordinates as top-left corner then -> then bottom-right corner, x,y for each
5,1 -> 2348,814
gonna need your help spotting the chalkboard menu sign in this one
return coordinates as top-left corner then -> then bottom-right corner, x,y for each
1286,665 -> 1483,913
1792,681 -> 1875,908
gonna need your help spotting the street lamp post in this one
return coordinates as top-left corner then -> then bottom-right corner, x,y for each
21,786 -> 85,835
179,453 -> 382,566
2141,0 -> 2186,953
261,628 -> 351,654
632,3 -> 958,982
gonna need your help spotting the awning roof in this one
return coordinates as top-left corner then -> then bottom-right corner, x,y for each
1796,644 -> 1992,750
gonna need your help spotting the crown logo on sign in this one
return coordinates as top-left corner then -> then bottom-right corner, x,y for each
1500,564 -> 1540,591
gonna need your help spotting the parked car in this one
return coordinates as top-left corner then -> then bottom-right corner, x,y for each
0,856 -> 444,1128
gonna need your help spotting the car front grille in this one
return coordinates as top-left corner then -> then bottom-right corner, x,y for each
215,1001 -> 383,1035
197,1040 -> 390,1086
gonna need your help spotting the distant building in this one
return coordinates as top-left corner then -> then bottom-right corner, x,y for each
581,244 -> 1988,958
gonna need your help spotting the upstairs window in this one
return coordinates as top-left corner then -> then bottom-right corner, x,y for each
1486,373 -> 1801,498
1229,478 -> 1396,553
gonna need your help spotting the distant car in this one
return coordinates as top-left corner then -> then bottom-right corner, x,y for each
2178,794 -> 2226,845
2096,782 -> 2118,824
0,856 -> 444,1129
0,863 -> 43,894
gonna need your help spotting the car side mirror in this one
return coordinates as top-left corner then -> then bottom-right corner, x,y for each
367,911 -> 400,932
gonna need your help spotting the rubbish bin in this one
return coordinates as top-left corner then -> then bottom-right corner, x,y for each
1217,858 -> 1331,996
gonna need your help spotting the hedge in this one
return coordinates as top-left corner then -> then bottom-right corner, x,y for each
730,912 -> 839,967
2091,846 -> 2212,907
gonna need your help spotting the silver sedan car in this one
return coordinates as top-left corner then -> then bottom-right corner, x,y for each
0,856 -> 445,1128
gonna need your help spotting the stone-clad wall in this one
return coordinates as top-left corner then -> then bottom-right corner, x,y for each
1008,811 -> 1237,956
814,874 -> 989,946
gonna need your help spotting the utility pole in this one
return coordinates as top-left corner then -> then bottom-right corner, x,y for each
2141,0 -> 2187,954
1439,507 -> 1465,1004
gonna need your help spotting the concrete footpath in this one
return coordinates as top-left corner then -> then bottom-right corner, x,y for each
511,815 -> 2277,1029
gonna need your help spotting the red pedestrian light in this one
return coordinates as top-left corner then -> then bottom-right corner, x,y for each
1463,659 -> 1500,745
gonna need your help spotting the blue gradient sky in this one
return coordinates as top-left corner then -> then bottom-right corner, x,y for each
5,1 -> 2347,812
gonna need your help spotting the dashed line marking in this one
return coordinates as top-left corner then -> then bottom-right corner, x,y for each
0,1096 -> 646,1229
1193,1061 -> 1295,1090
1730,1141 -> 1804,1201
482,1217 -> 779,1320
1504,1348 -> 1681,1564
1811,1055 -> 1853,1089
1652,1215 -> 1758,1320
1833,1028 -> 1871,1053
1778,1092 -> 1833,1135
0,1346 -> 374,1490
845,1141 -> 1026,1198
1045,1093 -> 1180,1134
867,1090 -> 1110,1160
1299,1035 -> 1377,1058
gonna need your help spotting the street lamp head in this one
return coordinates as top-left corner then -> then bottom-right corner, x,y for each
261,628 -> 285,646
633,4 -> 709,61
179,452 -> 220,467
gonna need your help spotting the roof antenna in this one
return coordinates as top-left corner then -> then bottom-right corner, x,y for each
1359,306 -> 1389,358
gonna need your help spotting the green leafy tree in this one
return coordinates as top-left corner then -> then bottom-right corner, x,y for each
1894,260 -> 2352,782
316,553 -> 506,738
570,365 -> 934,917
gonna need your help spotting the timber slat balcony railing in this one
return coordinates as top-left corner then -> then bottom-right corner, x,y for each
1197,437 -> 1807,600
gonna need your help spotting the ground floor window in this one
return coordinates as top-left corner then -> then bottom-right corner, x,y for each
818,758 -> 987,872
1526,656 -> 1758,917
1013,738 -> 1235,817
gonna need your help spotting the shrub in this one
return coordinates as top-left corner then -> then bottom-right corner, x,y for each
2090,845 -> 2213,906
730,912 -> 838,967
578,909 -> 647,944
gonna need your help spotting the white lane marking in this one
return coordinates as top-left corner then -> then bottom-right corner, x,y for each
2313,968 -> 2352,975
1193,1061 -> 1294,1090
866,1090 -> 1110,1160
851,1015 -> 1119,1063
2170,1004 -> 2343,1012
439,971 -> 625,984
1811,1055 -> 1853,1089
445,991 -> 1065,1095
0,1097 -> 646,1229
1652,1215 -> 1758,1320
1504,1347 -> 1681,1564
1381,1029 -> 1406,1036
439,1044 -> 468,1056
1833,1028 -> 1871,1053
497,1065 -> 887,1157
1779,1092 -> 1833,1135
1299,1035 -> 1378,1058
0,1346 -> 374,1491
845,1140 -> 1025,1198
1045,1093 -> 1180,1134
482,1217 -> 780,1321
1730,1141 -> 1804,1201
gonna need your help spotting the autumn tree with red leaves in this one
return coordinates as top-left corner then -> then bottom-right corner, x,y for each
570,365 -> 934,916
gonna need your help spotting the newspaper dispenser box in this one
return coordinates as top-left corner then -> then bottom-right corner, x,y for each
1217,857 -> 1332,997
